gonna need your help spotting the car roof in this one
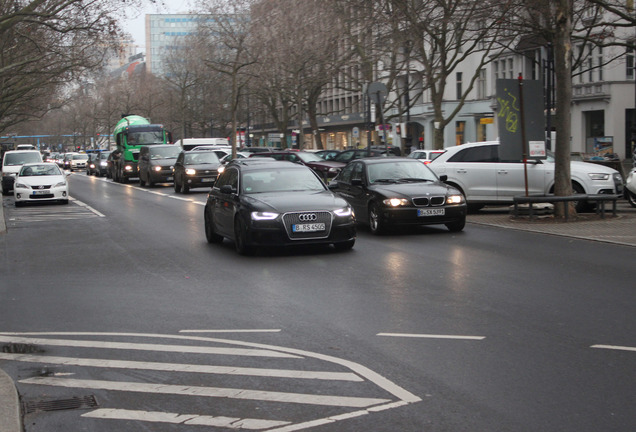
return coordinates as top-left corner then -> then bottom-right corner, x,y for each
356,156 -> 417,164
22,162 -> 58,167
4,149 -> 41,154
227,159 -> 296,170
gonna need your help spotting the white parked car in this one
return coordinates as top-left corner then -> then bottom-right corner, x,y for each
428,141 -> 623,211
1,149 -> 43,195
407,149 -> 445,164
13,162 -> 70,206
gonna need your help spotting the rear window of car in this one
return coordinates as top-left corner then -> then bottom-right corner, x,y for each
3,152 -> 42,166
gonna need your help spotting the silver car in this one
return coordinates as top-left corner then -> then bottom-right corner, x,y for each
428,141 -> 623,211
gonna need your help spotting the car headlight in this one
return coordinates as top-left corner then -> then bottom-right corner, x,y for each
251,211 -> 279,220
382,198 -> 409,207
154,166 -> 162,172
124,165 -> 133,171
446,194 -> 464,204
54,181 -> 67,188
217,166 -> 225,174
100,161 -> 108,167
185,168 -> 197,175
15,182 -> 27,189
334,206 -> 352,217
588,173 -> 609,180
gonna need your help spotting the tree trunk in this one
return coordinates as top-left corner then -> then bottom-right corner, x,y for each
553,0 -> 575,219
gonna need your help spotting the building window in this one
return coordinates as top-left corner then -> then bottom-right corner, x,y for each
597,47 -> 603,81
507,58 -> 514,78
477,69 -> 487,99
456,72 -> 463,99
627,47 -> 635,80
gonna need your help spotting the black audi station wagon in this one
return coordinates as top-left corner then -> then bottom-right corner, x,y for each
203,159 -> 356,255
328,157 -> 467,234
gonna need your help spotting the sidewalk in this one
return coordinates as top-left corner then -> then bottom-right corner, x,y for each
467,201 -> 636,247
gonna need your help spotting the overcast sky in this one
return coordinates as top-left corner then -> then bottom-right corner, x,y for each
122,0 -> 194,49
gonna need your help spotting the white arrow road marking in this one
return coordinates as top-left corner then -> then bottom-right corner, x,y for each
20,377 -> 391,408
0,352 -> 362,381
82,409 -> 291,430
0,335 -> 300,358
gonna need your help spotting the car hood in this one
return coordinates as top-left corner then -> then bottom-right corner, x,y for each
245,190 -> 349,212
570,160 -> 619,174
18,175 -> 66,186
370,181 -> 456,197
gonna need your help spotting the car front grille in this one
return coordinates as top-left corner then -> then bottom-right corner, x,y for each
282,211 -> 333,240
412,196 -> 445,206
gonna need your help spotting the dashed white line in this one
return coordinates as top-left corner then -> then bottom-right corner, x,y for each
70,197 -> 106,217
590,344 -> 636,352
180,329 -> 282,333
20,377 -> 391,408
377,333 -> 486,340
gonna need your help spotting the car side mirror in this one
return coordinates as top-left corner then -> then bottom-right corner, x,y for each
327,181 -> 339,190
219,184 -> 236,194
439,175 -> 448,182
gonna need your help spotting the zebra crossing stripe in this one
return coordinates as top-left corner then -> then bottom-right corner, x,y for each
82,408 -> 291,430
20,376 -> 392,408
0,335 -> 299,358
0,352 -> 362,381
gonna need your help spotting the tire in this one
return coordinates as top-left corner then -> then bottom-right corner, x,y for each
333,239 -> 355,251
147,172 -> 154,187
368,203 -> 385,235
139,173 -> 146,187
174,178 -> 180,193
572,183 -> 587,212
60,199 -> 69,205
445,217 -> 466,232
234,216 -> 253,255
14,201 -> 23,207
626,189 -> 636,208
204,206 -> 223,243
2,187 -> 9,196
181,182 -> 189,194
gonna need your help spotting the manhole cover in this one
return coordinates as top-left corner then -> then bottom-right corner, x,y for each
23,395 -> 99,414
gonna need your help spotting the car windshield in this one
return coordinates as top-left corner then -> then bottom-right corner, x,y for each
185,152 -> 220,164
3,152 -> 41,166
73,154 -> 88,160
19,164 -> 61,176
128,131 -> 164,145
242,168 -> 325,194
367,161 -> 438,184
99,152 -> 111,160
149,146 -> 180,159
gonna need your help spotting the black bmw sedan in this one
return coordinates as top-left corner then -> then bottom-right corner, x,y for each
328,158 -> 467,234
203,159 -> 356,254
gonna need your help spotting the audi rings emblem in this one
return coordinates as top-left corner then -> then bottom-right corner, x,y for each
298,213 -> 318,222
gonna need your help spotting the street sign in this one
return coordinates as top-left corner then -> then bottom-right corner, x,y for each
366,82 -> 387,105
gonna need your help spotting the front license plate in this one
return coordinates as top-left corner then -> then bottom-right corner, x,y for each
293,223 -> 325,233
31,190 -> 49,195
202,178 -> 215,182
166,176 -> 173,181
418,208 -> 445,217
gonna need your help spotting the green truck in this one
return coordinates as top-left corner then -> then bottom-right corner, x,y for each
111,115 -> 172,183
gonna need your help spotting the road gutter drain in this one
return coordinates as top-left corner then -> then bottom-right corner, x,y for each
23,395 -> 99,414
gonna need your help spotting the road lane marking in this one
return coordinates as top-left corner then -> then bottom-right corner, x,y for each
180,329 -> 282,333
591,344 -> 636,352
377,333 -> 486,340
0,335 -> 300,358
82,408 -> 291,429
2,331 -> 421,403
0,352 -> 362,381
20,377 -> 391,408
70,197 -> 105,217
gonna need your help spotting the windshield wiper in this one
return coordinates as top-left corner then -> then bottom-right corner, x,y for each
396,178 -> 434,183
372,178 -> 397,183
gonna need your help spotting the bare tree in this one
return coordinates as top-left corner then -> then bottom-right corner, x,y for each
0,0 -> 137,134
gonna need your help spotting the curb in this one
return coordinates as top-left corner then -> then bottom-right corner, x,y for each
0,195 -> 6,234
0,368 -> 21,432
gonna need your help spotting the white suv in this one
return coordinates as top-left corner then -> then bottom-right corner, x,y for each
2,150 -> 43,194
428,141 -> 623,211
